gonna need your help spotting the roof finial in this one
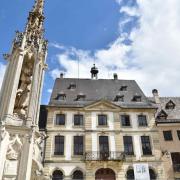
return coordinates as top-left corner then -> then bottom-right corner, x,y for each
33,0 -> 45,14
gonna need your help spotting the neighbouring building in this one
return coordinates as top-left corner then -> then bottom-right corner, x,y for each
150,90 -> 180,180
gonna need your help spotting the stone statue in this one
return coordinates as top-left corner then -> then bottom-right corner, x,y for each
6,134 -> 22,160
14,59 -> 33,117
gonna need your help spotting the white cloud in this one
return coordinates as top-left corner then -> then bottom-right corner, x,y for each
50,0 -> 180,97
47,89 -> 52,93
115,0 -> 123,5
0,63 -> 6,91
50,68 -> 62,79
120,6 -> 140,17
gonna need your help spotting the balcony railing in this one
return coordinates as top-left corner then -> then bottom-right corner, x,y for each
173,164 -> 180,172
85,151 -> 125,161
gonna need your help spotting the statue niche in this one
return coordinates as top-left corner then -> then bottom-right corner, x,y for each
14,54 -> 34,118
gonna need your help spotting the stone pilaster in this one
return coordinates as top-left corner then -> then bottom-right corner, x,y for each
17,130 -> 34,180
0,127 -> 9,178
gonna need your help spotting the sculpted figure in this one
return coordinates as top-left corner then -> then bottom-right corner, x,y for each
14,59 -> 33,116
6,134 -> 22,160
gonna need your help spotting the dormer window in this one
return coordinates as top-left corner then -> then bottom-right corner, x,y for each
165,100 -> 175,110
157,110 -> 167,119
75,93 -> 86,101
55,92 -> 66,101
120,86 -> 127,91
114,95 -> 124,102
132,95 -> 141,102
68,83 -> 76,90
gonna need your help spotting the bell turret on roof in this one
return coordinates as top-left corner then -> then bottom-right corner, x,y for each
90,64 -> 99,79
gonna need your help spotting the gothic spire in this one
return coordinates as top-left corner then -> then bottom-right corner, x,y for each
24,0 -> 46,50
32,0 -> 44,14
12,0 -> 47,53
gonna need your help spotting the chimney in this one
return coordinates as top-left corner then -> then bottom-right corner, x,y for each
60,73 -> 64,79
152,89 -> 160,104
113,73 -> 118,80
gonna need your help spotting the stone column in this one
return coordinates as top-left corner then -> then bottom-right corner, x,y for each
26,58 -> 40,127
0,49 -> 25,119
64,176 -> 72,180
86,174 -> 95,180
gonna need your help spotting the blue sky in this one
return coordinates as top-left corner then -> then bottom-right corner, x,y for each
1,0 -> 180,104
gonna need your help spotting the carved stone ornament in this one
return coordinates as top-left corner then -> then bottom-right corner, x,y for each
0,126 -> 9,140
3,54 -> 11,61
6,134 -> 22,160
33,135 -> 44,164
42,39 -> 48,52
13,31 -> 24,48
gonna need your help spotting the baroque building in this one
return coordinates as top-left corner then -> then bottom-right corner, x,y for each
0,1 -> 180,180
40,70 -> 166,180
0,0 -> 48,179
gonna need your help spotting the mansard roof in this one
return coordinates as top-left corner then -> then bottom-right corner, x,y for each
149,97 -> 180,124
49,78 -> 154,109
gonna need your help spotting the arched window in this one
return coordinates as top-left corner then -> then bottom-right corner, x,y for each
126,169 -> 134,180
149,169 -> 157,180
72,170 -> 84,180
52,170 -> 63,180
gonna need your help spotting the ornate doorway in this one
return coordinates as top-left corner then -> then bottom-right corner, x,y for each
95,168 -> 116,180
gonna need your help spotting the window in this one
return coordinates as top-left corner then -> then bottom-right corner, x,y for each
56,114 -> 65,125
138,115 -> 148,127
120,86 -> 127,91
72,170 -> 84,180
163,131 -> 173,141
165,100 -> 175,110
141,136 -> 152,155
54,136 -> 64,155
99,136 -> 109,153
121,115 -> 131,127
74,114 -> 84,126
157,110 -> 167,119
56,93 -> 66,101
99,136 -> 109,160
74,136 -> 84,155
123,136 -> 134,155
171,153 -> 180,172
75,94 -> 86,101
132,95 -> 142,102
177,130 -> 180,140
98,115 -> 108,126
52,170 -> 63,180
68,83 -> 76,90
114,95 -> 124,102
